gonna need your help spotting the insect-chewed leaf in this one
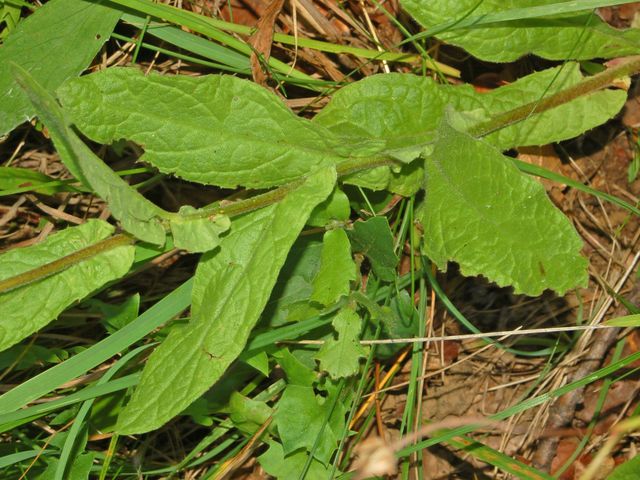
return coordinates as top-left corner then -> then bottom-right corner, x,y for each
57,68 -> 348,189
0,220 -> 134,352
402,0 -> 640,62
0,0 -> 120,136
420,118 -> 588,296
115,167 -> 336,434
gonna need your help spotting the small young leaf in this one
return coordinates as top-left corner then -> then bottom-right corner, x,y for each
0,220 -> 134,352
420,118 -> 588,296
116,167 -> 336,434
310,229 -> 356,307
307,187 -> 350,227
58,67 -> 348,189
259,440 -> 333,479
12,65 -> 167,245
228,392 -> 272,435
402,0 -> 640,62
272,349 -> 317,387
0,0 -> 121,135
274,384 -> 344,464
348,217 -> 398,282
169,206 -> 231,253
315,308 -> 366,379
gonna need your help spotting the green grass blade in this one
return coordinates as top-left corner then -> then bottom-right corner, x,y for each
0,279 -> 192,414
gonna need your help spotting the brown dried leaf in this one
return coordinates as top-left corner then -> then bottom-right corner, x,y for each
249,0 -> 285,86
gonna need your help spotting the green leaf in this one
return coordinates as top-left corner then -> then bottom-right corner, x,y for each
367,290 -> 420,360
420,118 -> 588,296
274,384 -> 343,464
0,0 -> 120,135
0,167 -> 65,196
12,65 -> 167,245
315,308 -> 366,379
315,66 -> 625,160
169,206 -> 230,253
0,220 -> 134,352
272,349 -> 317,387
116,167 -> 336,434
259,440 -> 333,480
608,454 -> 640,480
228,392 -> 272,435
402,0 -> 640,62
261,237 -> 324,327
348,217 -> 398,282
603,314 -> 640,327
307,187 -> 350,227
58,67 -> 347,189
310,229 -> 356,307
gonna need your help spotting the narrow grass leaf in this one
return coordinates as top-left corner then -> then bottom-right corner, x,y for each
0,167 -> 65,196
58,68 -> 347,189
13,65 -> 167,244
121,12 -> 250,73
603,314 -> 640,327
420,118 -> 587,296
315,308 -> 366,379
310,229 -> 355,307
116,168 -> 336,434
0,280 -> 191,414
0,220 -> 134,352
0,0 -> 120,135
402,0 -> 640,62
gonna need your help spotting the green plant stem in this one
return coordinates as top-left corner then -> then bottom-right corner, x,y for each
0,233 -> 134,294
5,57 -> 640,292
469,55 -> 640,138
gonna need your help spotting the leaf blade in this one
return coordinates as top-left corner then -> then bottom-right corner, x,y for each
0,220 -> 134,352
420,118 -> 588,296
0,0 -> 121,135
116,167 -> 336,434
402,0 -> 640,62
58,68 -> 346,189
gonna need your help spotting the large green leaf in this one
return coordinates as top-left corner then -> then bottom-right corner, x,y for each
419,118 -> 587,296
0,220 -> 134,352
116,167 -> 336,434
402,0 -> 640,62
13,65 -> 167,245
58,68 -> 347,189
0,0 -> 120,135
315,65 -> 625,160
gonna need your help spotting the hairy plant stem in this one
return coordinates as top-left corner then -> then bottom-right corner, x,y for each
6,56 -> 640,291
0,233 -> 134,294
469,55 -> 640,138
